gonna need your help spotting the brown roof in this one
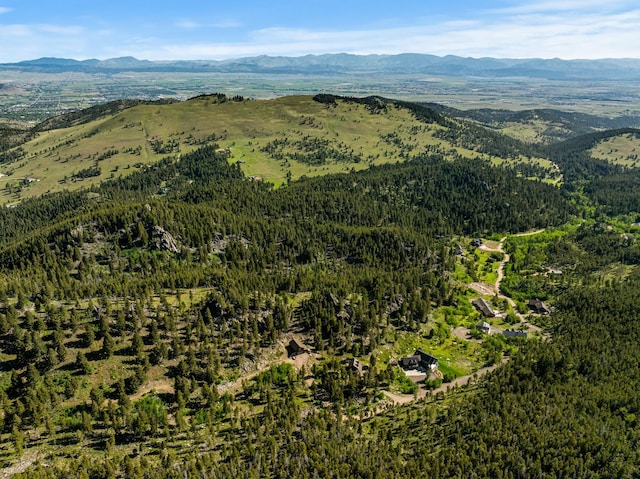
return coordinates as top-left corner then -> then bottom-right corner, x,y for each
472,298 -> 496,317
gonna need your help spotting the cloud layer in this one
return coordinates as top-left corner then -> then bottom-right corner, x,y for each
0,1 -> 638,61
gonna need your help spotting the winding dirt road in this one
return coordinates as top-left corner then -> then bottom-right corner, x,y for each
384,229 -> 547,405
477,230 -> 546,335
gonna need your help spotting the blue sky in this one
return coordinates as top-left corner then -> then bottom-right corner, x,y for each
0,1 -> 638,61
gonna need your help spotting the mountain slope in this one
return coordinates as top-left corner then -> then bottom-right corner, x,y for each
1,93 -> 639,478
0,94 -> 553,205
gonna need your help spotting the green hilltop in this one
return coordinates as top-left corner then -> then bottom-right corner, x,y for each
0,94 -> 555,205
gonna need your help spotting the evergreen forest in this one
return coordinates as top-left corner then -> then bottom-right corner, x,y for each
0,94 -> 639,478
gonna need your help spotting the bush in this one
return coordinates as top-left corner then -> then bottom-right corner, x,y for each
393,367 -> 418,394
442,371 -> 456,383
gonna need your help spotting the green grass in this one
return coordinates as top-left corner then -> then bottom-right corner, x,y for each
437,361 -> 467,381
376,319 -> 484,379
591,133 -> 640,168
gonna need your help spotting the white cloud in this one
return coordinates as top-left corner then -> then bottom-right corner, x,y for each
126,2 -> 638,61
0,7 -> 11,15
0,24 -> 31,37
176,19 -> 242,30
493,0 -> 635,14
38,24 -> 85,35
176,20 -> 201,30
155,9 -> 640,61
0,3 -> 639,62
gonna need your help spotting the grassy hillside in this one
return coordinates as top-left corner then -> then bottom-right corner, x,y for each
590,130 -> 640,167
0,94 -> 555,205
422,103 -> 640,144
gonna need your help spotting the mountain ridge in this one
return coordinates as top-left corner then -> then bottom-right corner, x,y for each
3,53 -> 640,80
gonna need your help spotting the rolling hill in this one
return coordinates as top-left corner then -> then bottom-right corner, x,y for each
1,92 -> 640,478
0,94 -> 555,205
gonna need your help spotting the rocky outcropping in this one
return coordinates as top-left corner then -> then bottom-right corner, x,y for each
152,225 -> 179,253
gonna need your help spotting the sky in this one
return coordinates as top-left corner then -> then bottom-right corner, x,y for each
0,0 -> 639,62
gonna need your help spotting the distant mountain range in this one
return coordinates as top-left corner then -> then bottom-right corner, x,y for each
2,54 -> 640,80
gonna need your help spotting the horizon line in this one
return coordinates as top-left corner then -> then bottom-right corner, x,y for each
3,52 -> 640,64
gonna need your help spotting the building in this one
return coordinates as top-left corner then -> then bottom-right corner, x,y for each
472,298 -> 496,318
400,349 -> 438,371
400,355 -> 420,369
347,357 -> 362,373
527,298 -> 551,315
287,339 -> 308,358
477,321 -> 491,334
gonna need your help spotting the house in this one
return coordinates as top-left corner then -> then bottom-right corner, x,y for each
348,357 -> 362,373
287,339 -> 308,358
503,329 -> 527,338
415,349 -> 439,371
400,349 -> 438,371
400,355 -> 420,369
477,321 -> 491,334
471,238 -> 483,248
454,244 -> 465,257
472,298 -> 496,318
528,298 -> 551,315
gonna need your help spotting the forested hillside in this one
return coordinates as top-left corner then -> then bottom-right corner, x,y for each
0,95 -> 639,477
0,94 -> 558,204
19,281 -> 640,478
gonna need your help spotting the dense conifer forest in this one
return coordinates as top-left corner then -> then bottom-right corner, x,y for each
0,95 -> 639,477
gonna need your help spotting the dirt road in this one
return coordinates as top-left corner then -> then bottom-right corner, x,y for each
493,232 -> 546,335
474,230 -> 546,335
383,230 -> 549,406
383,358 -> 508,405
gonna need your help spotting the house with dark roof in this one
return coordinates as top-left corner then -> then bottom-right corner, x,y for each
400,355 -> 420,369
472,298 -> 496,318
400,349 -> 438,372
527,298 -> 551,315
287,339 -> 308,358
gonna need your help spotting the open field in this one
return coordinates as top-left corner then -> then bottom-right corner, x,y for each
590,131 -> 640,167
